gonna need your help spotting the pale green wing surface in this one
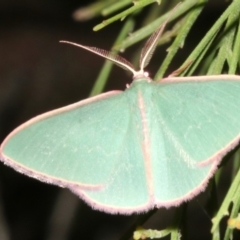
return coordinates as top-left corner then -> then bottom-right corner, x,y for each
2,75 -> 240,213
0,90 -> 150,213
148,76 -> 240,205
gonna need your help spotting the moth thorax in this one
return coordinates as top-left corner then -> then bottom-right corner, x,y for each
133,70 -> 150,80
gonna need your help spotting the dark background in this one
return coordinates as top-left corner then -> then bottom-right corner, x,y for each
0,1 -> 237,240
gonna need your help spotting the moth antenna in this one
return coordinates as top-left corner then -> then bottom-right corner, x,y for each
139,3 -> 181,72
60,41 -> 137,76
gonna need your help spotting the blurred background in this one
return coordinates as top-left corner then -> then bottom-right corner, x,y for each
0,0 -> 237,240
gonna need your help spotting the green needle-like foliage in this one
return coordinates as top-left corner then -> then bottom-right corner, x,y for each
77,0 -> 240,239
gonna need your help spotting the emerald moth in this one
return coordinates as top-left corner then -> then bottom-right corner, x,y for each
1,18 -> 240,214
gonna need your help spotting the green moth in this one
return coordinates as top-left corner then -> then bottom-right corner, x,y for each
1,19 -> 240,214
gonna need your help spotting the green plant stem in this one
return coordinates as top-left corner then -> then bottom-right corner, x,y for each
94,0 -> 160,31
223,198 -> 240,240
73,0 -> 114,21
133,227 -> 171,239
186,31 -> 217,76
119,209 -> 157,240
211,167 -> 240,233
181,0 -> 240,75
114,0 -> 202,51
154,0 -> 205,80
102,0 -> 132,16
207,10 -> 238,75
229,15 -> 240,74
232,149 -> 240,178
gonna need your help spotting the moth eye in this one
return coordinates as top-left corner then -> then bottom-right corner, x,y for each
144,72 -> 149,77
